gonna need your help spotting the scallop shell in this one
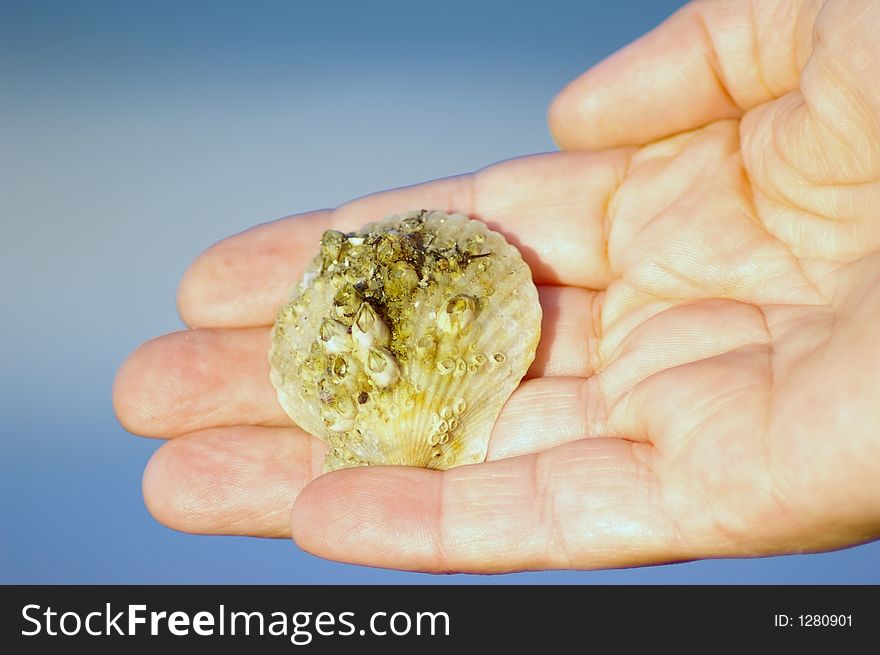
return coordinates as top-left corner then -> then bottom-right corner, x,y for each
269,209 -> 541,471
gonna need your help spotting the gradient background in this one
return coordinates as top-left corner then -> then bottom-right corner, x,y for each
2,0 -> 877,583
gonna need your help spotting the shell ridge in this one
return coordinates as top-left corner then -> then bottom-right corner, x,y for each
269,210 -> 541,471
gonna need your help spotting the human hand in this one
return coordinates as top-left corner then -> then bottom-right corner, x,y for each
113,0 -> 880,572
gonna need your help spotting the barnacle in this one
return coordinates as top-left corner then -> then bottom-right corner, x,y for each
269,209 -> 541,471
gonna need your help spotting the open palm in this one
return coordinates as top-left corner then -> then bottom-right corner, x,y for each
114,0 -> 880,572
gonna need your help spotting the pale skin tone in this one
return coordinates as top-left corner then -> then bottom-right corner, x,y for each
114,0 -> 880,573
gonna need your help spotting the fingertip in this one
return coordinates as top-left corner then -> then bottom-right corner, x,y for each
176,231 -> 250,329
142,433 -> 235,534
546,82 -> 583,150
176,211 -> 334,329
289,467 -> 381,561
141,438 -> 185,531
143,428 -> 311,538
176,252 -> 212,328
548,55 -> 634,151
548,3 -> 748,151
290,466 -> 441,570
141,434 -> 225,535
112,336 -> 172,438
288,470 -> 334,559
547,46 -> 666,151
111,352 -> 135,433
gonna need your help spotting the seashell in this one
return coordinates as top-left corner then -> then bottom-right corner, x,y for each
269,209 -> 541,472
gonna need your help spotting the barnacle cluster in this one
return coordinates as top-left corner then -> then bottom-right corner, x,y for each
269,210 -> 541,471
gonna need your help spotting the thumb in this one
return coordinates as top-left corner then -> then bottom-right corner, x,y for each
289,438 -> 675,573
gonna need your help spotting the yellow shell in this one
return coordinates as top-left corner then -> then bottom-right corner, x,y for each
269,210 -> 541,471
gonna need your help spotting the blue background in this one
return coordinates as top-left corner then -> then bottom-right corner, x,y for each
2,0 -> 877,583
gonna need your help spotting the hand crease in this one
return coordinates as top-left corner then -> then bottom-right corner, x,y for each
736,157 -> 832,308
694,10 -> 740,111
435,474 -> 453,572
749,0 -> 775,100
533,452 -> 573,568
756,303 -> 807,541
602,148 -> 635,281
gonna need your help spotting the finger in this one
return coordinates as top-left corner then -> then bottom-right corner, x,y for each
528,286 -> 600,379
290,438 -> 677,573
114,287 -> 599,438
113,327 -> 288,438
140,378 -> 609,540
141,385 -> 607,540
142,426 -> 325,538
178,150 -> 630,328
118,369 -> 595,457
488,377 -> 606,461
549,0 -> 822,149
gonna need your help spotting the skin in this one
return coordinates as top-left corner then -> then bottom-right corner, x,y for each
113,0 -> 880,573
